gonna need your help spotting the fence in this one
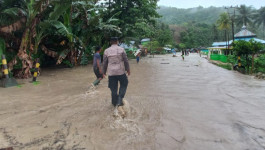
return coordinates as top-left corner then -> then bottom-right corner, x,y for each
210,54 -> 228,63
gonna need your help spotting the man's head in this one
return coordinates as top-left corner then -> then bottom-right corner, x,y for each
95,46 -> 101,53
110,37 -> 119,45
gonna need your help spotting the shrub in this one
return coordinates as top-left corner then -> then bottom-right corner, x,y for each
255,54 -> 265,73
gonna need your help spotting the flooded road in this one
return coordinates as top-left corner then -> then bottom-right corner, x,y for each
1,53 -> 265,150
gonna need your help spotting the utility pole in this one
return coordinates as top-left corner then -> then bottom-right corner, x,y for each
225,6 -> 238,42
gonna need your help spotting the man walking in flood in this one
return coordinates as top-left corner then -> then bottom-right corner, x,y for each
92,46 -> 104,86
103,37 -> 130,107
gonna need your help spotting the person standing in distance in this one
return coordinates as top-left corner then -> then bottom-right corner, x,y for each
93,46 -> 104,85
103,37 -> 130,107
136,52 -> 141,64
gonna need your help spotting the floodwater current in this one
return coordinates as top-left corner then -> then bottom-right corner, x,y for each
0,53 -> 265,150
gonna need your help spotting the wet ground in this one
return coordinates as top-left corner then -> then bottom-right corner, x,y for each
0,53 -> 265,150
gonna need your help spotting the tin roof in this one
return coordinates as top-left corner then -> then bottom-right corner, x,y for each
235,38 -> 265,44
211,26 -> 265,47
212,41 -> 233,47
208,46 -> 232,50
235,26 -> 256,38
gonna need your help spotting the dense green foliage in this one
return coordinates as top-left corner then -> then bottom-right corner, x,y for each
157,6 -> 231,47
255,54 -> 265,73
157,6 -> 226,25
231,39 -> 264,74
232,40 -> 251,56
104,0 -> 160,39
180,23 -> 213,48
0,0 -> 174,78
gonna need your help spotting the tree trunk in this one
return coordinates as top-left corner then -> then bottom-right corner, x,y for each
225,30 -> 227,50
263,22 -> 265,40
227,30 -> 228,53
251,53 -> 254,74
17,28 -> 33,78
246,55 -> 249,74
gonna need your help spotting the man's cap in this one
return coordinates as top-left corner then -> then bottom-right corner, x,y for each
110,37 -> 119,41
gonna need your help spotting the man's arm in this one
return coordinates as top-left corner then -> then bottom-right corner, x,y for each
122,50 -> 130,75
103,54 -> 108,75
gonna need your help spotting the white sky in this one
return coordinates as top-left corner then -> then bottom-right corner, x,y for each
157,0 -> 263,9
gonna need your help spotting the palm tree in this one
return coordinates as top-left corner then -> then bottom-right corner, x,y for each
217,12 -> 231,49
253,7 -> 265,39
235,5 -> 254,27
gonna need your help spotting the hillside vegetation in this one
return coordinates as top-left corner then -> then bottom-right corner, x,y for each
157,6 -> 264,48
157,6 -> 226,25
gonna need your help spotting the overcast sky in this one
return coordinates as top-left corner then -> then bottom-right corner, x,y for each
157,0 -> 263,9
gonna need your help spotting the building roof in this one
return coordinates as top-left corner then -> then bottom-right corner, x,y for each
235,26 -> 256,38
212,25 -> 265,47
208,46 -> 232,50
212,41 -> 233,47
235,37 -> 265,44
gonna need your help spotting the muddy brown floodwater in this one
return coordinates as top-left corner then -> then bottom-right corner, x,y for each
1,53 -> 265,150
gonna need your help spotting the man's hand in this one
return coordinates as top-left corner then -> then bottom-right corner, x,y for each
127,70 -> 130,76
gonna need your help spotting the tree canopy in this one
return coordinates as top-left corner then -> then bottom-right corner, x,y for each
0,0 -> 171,78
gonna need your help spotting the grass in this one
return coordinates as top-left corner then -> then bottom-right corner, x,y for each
17,84 -> 22,88
217,64 -> 232,70
33,81 -> 40,85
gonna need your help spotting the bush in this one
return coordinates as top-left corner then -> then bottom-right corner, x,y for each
80,54 -> 89,65
62,60 -> 74,68
126,51 -> 136,59
255,54 -> 265,73
227,54 -> 252,68
227,55 -> 237,64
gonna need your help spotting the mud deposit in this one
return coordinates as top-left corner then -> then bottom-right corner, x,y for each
1,53 -> 265,150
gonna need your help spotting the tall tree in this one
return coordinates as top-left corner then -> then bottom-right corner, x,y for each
235,5 -> 254,27
155,22 -> 173,46
102,0 -> 160,39
217,12 -> 231,49
253,7 -> 265,39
